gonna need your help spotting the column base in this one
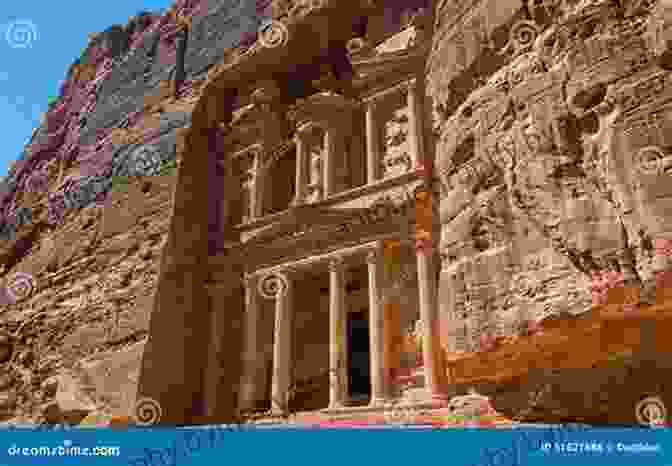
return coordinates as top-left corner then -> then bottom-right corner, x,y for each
270,408 -> 289,417
327,401 -> 347,411
368,397 -> 389,408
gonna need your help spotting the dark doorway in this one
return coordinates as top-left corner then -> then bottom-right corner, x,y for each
347,310 -> 371,404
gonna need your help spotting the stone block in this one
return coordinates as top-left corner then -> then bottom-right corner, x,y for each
77,342 -> 145,418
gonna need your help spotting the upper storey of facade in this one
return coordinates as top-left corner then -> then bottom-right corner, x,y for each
210,4 -> 435,261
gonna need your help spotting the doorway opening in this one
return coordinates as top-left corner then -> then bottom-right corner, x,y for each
347,309 -> 371,405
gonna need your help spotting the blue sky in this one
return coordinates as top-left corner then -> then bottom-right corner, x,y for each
0,0 -> 175,179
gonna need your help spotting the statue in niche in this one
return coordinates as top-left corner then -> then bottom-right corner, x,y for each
308,147 -> 323,202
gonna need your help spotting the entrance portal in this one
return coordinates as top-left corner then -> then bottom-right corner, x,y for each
347,310 -> 371,405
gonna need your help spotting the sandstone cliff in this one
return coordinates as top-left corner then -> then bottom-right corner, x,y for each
1,0 -> 672,427
429,0 -> 672,424
0,0 -> 269,425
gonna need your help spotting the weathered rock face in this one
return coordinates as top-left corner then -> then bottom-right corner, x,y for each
428,0 -> 672,421
0,0 -> 266,425
3,0 -> 672,426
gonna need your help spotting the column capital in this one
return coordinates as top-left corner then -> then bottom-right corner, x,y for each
328,256 -> 346,272
363,97 -> 380,110
366,247 -> 384,265
258,272 -> 290,299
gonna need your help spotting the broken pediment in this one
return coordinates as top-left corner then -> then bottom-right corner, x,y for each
351,43 -> 428,92
374,26 -> 421,54
289,92 -> 358,127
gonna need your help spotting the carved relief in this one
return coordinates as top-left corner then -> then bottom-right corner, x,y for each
647,0 -> 672,68
308,147 -> 323,202
383,107 -> 412,178
241,157 -> 255,223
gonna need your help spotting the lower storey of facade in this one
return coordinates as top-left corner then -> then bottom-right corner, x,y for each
232,238 -> 448,416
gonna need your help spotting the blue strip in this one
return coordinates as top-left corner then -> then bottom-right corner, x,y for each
0,427 -> 669,465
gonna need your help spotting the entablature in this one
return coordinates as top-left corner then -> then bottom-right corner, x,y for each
216,173 -> 424,272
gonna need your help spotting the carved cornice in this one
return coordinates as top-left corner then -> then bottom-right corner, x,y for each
237,193 -> 417,262
352,47 -> 428,91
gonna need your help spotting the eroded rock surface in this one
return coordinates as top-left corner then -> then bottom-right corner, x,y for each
429,0 -> 672,421
2,0 -> 672,425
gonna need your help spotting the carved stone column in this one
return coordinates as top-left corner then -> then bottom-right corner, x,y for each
416,237 -> 448,403
406,78 -> 424,170
365,100 -> 382,184
293,128 -> 310,206
328,257 -> 348,408
366,246 -> 387,406
323,127 -> 337,197
238,275 -> 262,412
259,273 -> 293,414
251,149 -> 264,219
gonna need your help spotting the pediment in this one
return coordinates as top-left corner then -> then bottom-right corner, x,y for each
374,26 -> 418,54
351,42 -> 429,88
290,92 -> 358,126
